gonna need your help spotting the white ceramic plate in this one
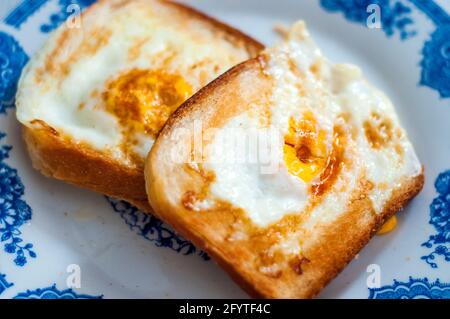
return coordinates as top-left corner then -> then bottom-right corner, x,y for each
0,0 -> 449,299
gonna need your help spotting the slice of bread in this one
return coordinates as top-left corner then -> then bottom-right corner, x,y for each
145,22 -> 424,298
16,0 -> 263,213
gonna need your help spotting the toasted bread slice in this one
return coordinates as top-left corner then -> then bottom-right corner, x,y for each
16,0 -> 263,212
145,22 -> 424,298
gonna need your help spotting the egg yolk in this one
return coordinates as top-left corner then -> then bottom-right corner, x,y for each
283,113 -> 329,183
104,69 -> 192,137
377,215 -> 397,235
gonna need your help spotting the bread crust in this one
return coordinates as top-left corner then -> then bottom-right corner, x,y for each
19,0 -> 263,213
163,1 -> 262,57
145,58 -> 425,298
23,125 -> 152,212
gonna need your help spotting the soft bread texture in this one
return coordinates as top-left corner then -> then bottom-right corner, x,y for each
145,23 -> 424,298
16,0 -> 263,212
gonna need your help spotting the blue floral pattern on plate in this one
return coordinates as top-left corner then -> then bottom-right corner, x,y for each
0,132 -> 36,266
410,0 -> 450,98
321,0 -> 450,98
0,273 -> 13,296
106,197 -> 209,260
40,0 -> 96,33
4,0 -> 49,29
0,32 -> 28,114
320,0 -> 416,39
422,170 -> 450,268
369,277 -> 450,299
14,284 -> 102,299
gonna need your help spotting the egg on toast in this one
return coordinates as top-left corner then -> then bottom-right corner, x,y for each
145,22 -> 424,298
16,0 -> 263,212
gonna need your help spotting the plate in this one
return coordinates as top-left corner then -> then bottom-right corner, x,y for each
0,0 -> 449,299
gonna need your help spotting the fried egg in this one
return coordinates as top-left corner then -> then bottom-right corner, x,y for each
16,0 -> 260,168
202,21 -> 421,241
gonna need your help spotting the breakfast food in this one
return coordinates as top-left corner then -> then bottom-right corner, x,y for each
15,0 -> 263,212
145,22 -> 424,298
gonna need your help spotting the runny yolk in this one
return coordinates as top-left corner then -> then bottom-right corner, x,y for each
284,112 -> 346,196
377,215 -> 397,235
104,69 -> 192,138
283,112 -> 329,183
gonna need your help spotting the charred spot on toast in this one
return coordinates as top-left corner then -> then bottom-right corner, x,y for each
181,163 -> 216,211
364,112 -> 394,149
256,236 -> 311,278
289,256 -> 310,275
181,191 -> 201,211
30,119 -> 59,136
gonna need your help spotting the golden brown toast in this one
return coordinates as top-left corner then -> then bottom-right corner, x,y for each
145,22 -> 424,298
16,0 -> 263,213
